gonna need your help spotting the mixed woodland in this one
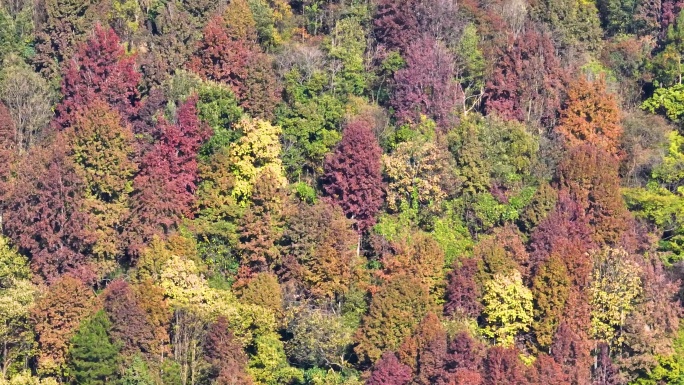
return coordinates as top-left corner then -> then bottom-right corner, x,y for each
5,0 -> 684,384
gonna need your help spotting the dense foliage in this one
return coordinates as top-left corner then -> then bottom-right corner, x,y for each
3,0 -> 684,384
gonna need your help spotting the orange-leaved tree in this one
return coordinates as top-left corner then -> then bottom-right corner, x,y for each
556,77 -> 623,157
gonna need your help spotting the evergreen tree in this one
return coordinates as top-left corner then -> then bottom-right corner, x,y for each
68,310 -> 120,385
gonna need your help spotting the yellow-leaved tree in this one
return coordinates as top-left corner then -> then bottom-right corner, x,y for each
589,247 -> 642,349
159,254 -> 302,385
0,236 -> 36,380
383,131 -> 459,213
481,270 -> 534,347
228,117 -> 287,203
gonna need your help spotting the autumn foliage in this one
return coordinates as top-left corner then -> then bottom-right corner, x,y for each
55,24 -> 140,129
444,257 -> 482,318
0,2 -> 683,385
556,144 -> 632,245
391,37 -> 462,129
4,136 -> 94,281
127,97 -> 210,254
188,16 -> 279,119
484,27 -> 566,127
322,119 -> 385,232
31,275 -> 97,373
556,77 -> 623,156
366,352 -> 412,385
204,316 -> 253,385
102,279 -> 157,356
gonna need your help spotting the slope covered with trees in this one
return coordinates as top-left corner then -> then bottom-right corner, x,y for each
3,0 -> 684,384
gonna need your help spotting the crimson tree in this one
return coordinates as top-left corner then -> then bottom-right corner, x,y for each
322,119 -> 384,233
391,37 -> 462,130
3,135 -> 93,281
55,24 -> 140,129
366,351 -> 413,385
127,97 -> 210,255
483,27 -> 566,128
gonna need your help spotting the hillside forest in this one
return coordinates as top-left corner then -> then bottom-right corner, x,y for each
6,0 -> 684,384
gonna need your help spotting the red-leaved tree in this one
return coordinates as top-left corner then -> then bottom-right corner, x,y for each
551,322 -> 592,385
391,37 -> 463,130
373,0 -> 461,53
127,97 -> 210,255
373,0 -> 420,52
366,351 -> 413,385
526,354 -> 570,385
530,193 -> 594,383
592,343 -> 621,385
55,24 -> 140,129
322,119 -> 384,233
483,26 -> 566,128
662,0 -> 684,31
556,144 -> 632,246
188,16 -> 250,88
0,103 -> 16,192
444,257 -> 482,318
3,135 -> 94,282
102,279 -> 157,356
188,16 -> 278,119
398,312 -> 447,385
484,346 -> 527,385
204,316 -> 253,385
441,332 -> 485,385
529,192 -> 595,281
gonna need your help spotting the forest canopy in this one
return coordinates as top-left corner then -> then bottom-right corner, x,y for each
2,0 -> 684,384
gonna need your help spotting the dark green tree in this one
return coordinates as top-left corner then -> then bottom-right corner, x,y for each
68,310 -> 120,385
597,0 -> 639,35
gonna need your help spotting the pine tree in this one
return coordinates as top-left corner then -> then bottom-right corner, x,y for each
32,0 -> 97,77
68,310 -> 120,385
280,200 -> 360,300
119,355 -> 154,385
